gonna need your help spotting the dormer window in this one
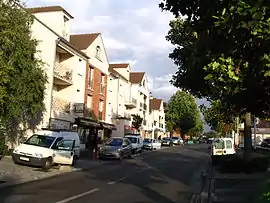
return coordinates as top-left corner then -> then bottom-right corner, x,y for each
142,80 -> 145,87
95,46 -> 101,59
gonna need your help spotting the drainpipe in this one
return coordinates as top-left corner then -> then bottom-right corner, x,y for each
116,75 -> 120,116
48,40 -> 59,128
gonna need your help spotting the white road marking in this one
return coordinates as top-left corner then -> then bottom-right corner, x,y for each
55,188 -> 100,203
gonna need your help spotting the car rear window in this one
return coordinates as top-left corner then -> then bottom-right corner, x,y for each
213,139 -> 225,149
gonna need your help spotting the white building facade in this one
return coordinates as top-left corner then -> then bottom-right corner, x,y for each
29,6 -> 89,130
106,64 -> 136,137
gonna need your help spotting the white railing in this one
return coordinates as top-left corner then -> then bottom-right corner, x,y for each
52,97 -> 71,113
54,62 -> 73,83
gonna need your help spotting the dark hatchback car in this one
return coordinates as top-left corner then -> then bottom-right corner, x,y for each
98,137 -> 132,160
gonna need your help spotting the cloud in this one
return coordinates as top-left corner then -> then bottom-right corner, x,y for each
26,0 -> 178,101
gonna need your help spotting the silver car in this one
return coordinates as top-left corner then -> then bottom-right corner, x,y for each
98,137 -> 132,160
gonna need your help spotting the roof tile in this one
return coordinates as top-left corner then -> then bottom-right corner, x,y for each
70,33 -> 100,50
27,6 -> 74,19
130,72 -> 145,84
150,99 -> 163,111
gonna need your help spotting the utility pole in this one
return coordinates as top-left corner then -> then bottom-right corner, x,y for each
253,116 -> 258,149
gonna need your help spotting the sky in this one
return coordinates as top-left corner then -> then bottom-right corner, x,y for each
25,0 -> 210,131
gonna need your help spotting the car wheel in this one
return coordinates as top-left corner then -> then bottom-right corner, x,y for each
42,157 -> 53,171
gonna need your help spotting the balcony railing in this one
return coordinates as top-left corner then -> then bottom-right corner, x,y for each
52,97 -> 71,113
159,123 -> 163,128
99,111 -> 103,120
54,62 -> 73,84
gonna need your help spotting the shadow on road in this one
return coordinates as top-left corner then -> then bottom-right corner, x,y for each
0,144 -> 210,203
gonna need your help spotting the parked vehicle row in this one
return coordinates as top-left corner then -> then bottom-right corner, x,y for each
10,130 -> 185,169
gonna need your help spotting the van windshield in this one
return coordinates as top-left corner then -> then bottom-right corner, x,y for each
24,134 -> 56,148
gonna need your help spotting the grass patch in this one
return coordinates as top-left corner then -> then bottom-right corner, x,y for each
215,152 -> 269,173
258,181 -> 270,203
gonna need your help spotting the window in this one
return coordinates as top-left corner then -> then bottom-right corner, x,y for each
99,100 -> 104,112
88,67 -> 94,89
100,74 -> 105,94
87,95 -> 92,112
226,140 -> 233,149
95,46 -> 101,59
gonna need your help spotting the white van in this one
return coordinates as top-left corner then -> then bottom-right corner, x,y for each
210,137 -> 236,162
12,129 -> 80,170
124,135 -> 143,154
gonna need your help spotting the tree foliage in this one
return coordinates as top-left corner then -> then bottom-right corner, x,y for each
132,114 -> 143,131
160,0 -> 270,156
160,0 -> 270,116
166,90 -> 203,137
200,100 -> 236,134
0,0 -> 47,143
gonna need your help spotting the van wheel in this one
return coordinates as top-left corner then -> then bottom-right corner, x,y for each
42,157 -> 53,171
72,156 -> 78,166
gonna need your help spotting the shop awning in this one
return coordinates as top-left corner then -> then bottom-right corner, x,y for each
74,117 -> 101,128
100,122 -> 117,130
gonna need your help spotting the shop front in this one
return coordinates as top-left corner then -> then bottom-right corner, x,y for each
74,117 -> 102,151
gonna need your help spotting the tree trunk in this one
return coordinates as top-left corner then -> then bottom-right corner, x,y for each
244,112 -> 252,160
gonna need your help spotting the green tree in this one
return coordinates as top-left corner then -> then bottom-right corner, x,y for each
0,0 -> 47,146
132,114 -> 143,132
200,100 -> 235,134
166,90 -> 204,139
160,0 -> 270,158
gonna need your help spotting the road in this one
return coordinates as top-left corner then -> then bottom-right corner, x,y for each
0,144 -> 209,203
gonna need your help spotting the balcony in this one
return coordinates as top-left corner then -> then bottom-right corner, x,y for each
125,98 -> 136,109
52,97 -> 71,114
113,113 -> 131,121
53,62 -> 73,85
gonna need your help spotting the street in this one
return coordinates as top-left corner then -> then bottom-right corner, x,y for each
0,144 -> 209,203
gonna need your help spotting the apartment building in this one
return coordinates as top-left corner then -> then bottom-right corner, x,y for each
105,64 -> 136,136
129,72 -> 151,137
70,33 -> 116,147
149,98 -> 166,139
29,6 -> 89,131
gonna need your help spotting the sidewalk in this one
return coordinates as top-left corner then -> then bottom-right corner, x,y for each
0,156 -> 104,189
209,169 -> 268,203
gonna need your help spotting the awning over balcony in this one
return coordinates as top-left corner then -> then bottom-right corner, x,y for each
74,117 -> 101,129
100,122 -> 117,131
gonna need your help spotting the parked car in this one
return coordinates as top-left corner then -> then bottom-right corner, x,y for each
161,137 -> 173,147
12,128 -> 80,170
125,135 -> 143,155
98,137 -> 132,160
210,137 -> 236,164
260,138 -> 270,148
143,138 -> 162,150
171,137 -> 182,145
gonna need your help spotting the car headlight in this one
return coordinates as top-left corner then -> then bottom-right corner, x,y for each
117,148 -> 121,152
35,153 -> 43,158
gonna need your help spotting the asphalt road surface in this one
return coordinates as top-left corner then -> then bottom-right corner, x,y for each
0,144 -> 210,203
